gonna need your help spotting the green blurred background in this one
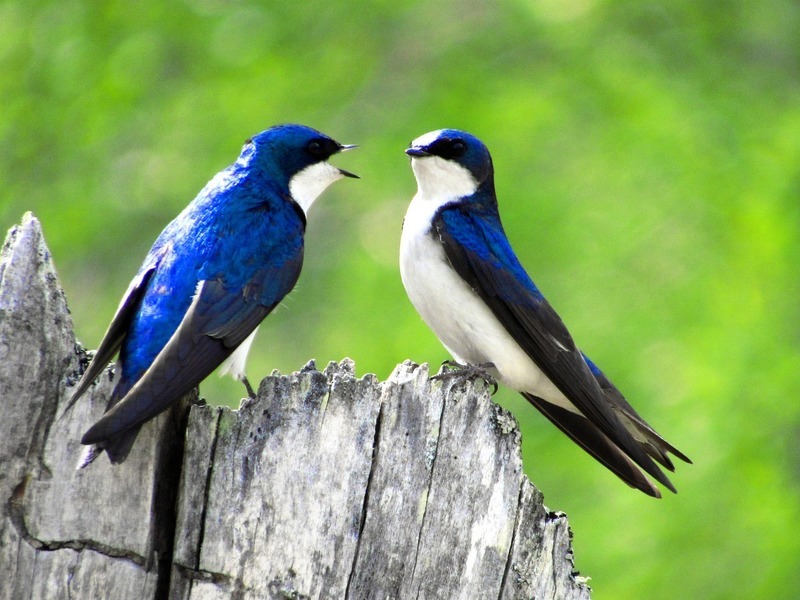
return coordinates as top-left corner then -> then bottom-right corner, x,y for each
2,0 -> 799,597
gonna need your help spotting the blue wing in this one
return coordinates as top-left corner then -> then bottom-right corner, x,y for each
81,242 -> 303,450
77,183 -> 306,462
433,202 -> 686,494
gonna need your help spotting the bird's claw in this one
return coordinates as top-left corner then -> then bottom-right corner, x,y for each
431,360 -> 499,394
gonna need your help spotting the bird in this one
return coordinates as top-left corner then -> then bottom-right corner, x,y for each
64,124 -> 358,466
400,128 -> 690,497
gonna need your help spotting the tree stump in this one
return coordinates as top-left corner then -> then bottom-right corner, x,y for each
0,213 -> 590,600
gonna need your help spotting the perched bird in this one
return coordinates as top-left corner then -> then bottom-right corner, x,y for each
400,129 -> 690,497
66,124 -> 357,466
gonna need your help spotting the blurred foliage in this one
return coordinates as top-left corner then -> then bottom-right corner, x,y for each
2,0 -> 799,597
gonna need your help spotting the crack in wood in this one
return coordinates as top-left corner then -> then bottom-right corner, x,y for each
172,562 -> 233,587
7,476 -> 149,567
344,401 -> 384,598
193,408 -> 222,573
498,477 -> 528,598
407,378 -> 447,593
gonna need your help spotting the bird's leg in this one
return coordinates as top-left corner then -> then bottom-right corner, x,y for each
241,375 -> 257,400
431,360 -> 499,395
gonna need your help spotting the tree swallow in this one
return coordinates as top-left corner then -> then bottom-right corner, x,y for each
400,129 -> 689,497
66,124 -> 358,466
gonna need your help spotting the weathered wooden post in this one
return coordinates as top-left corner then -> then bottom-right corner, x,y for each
0,213 -> 590,599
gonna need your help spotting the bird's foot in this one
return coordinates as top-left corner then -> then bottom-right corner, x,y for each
242,376 -> 257,400
431,360 -> 499,394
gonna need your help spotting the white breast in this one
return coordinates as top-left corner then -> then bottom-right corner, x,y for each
400,159 -> 579,413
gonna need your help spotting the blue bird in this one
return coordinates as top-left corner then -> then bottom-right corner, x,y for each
400,129 -> 690,497
66,124 -> 358,466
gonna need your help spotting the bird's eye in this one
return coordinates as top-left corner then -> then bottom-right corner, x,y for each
306,140 -> 325,156
450,140 -> 466,156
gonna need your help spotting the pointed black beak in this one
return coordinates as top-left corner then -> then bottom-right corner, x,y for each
338,168 -> 359,179
405,147 -> 430,157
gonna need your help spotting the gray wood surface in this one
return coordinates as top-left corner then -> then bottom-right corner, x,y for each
0,213 -> 590,599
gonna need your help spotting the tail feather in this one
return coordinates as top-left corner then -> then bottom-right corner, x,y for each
583,352 -> 691,472
612,407 -> 692,471
77,429 -> 140,469
522,392 -> 669,497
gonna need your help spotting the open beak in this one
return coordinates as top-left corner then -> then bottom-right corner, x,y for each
336,144 -> 359,178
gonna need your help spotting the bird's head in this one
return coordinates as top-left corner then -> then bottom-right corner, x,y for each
405,129 -> 494,202
241,124 -> 358,213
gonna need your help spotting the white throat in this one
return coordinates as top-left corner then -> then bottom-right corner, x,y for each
410,156 -> 478,206
289,161 -> 344,214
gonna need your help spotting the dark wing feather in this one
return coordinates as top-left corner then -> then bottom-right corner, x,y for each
61,263 -> 158,417
585,354 -> 691,468
433,206 -> 677,491
522,392 -> 663,496
81,278 -> 273,445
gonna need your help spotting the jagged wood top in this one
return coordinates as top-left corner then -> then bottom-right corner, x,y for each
0,213 -> 590,600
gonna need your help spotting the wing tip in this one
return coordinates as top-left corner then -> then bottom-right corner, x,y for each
523,392 -> 682,498
639,480 -> 662,499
